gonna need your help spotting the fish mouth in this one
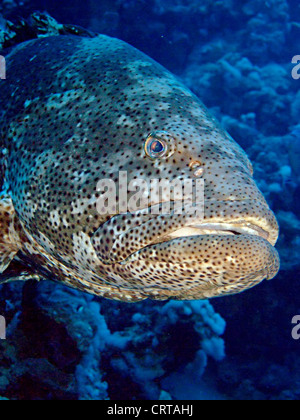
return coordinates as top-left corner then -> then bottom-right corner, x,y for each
152,222 -> 271,245
91,199 -> 280,299
92,198 -> 279,262
123,232 -> 280,300
130,220 -> 280,281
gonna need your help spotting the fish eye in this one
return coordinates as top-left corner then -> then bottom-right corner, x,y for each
145,137 -> 167,159
144,131 -> 176,160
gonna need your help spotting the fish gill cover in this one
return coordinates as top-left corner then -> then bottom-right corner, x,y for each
0,0 -> 299,401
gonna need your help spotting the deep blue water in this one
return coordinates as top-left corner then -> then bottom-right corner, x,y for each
0,0 -> 299,400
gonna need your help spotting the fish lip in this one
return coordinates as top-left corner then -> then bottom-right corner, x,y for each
93,199 -> 279,264
123,233 -> 280,299
144,200 -> 279,249
161,222 -> 271,244
121,220 -> 277,265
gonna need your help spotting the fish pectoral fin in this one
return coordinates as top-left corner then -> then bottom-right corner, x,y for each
0,195 -> 22,274
0,259 -> 41,285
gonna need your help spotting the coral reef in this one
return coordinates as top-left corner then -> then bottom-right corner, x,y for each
0,282 -> 225,400
0,0 -> 299,400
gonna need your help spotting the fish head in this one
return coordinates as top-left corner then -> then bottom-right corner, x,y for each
2,35 -> 280,301
85,54 -> 280,301
91,112 -> 280,301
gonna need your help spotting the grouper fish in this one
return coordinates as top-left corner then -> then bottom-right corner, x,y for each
0,16 -> 280,302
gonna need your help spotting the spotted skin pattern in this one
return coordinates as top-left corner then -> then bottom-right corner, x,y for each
0,35 -> 280,302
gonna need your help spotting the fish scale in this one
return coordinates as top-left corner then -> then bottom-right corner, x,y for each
0,19 -> 280,302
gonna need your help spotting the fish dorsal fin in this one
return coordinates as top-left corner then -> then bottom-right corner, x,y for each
0,195 -> 22,274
